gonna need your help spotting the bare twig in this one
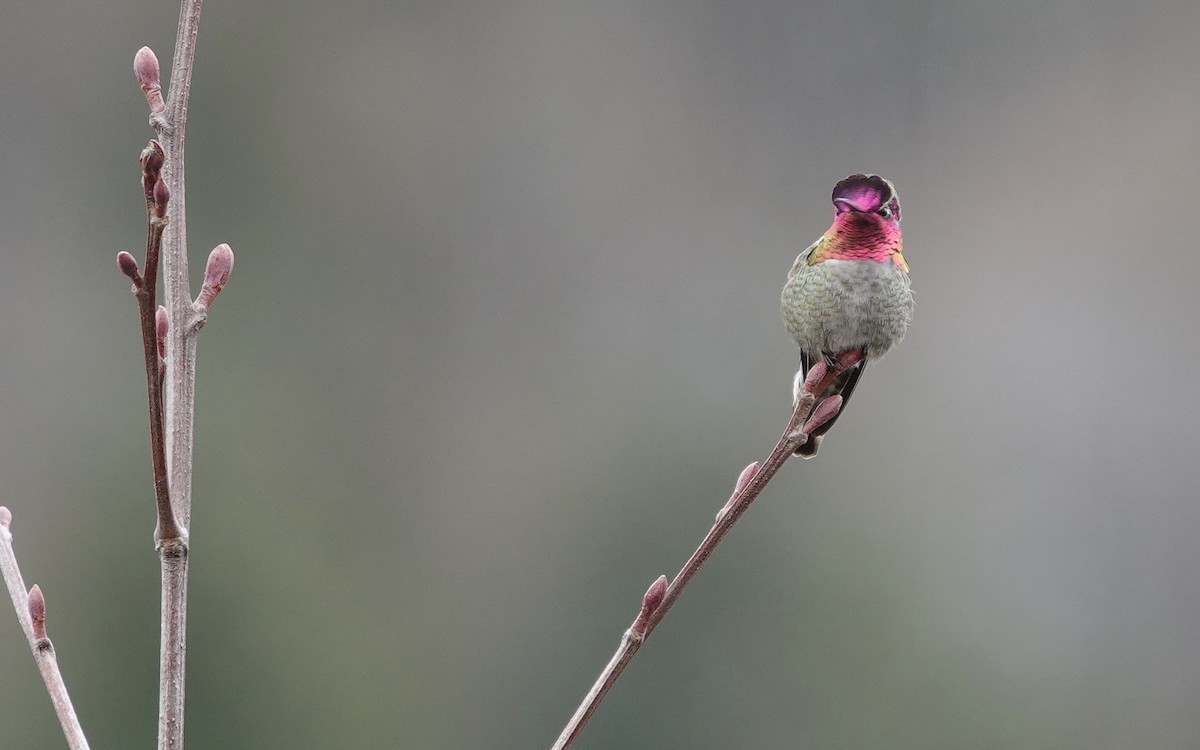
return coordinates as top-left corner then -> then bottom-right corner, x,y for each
551,352 -> 862,750
135,3 -> 233,746
0,509 -> 91,750
122,139 -> 185,544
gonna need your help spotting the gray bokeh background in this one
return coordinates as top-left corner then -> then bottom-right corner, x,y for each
3,1 -> 1200,747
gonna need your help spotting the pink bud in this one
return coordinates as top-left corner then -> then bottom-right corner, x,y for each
733,461 -> 758,496
141,141 -> 165,197
0,506 -> 11,528
117,251 -> 140,282
717,462 -> 759,523
641,575 -> 667,615
802,360 -> 828,394
196,244 -> 234,308
140,140 -> 164,175
631,574 -> 668,637
802,395 -> 843,435
152,179 -> 170,218
156,306 -> 169,360
28,585 -> 46,640
134,46 -> 165,113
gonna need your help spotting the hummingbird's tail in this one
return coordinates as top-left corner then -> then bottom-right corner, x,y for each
795,355 -> 868,458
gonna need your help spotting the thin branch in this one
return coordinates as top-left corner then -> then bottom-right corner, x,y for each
551,352 -> 862,750
0,510 -> 91,750
158,1 -> 202,532
125,140 -> 185,544
136,3 -> 210,746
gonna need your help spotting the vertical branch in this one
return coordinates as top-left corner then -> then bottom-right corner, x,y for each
160,0 -> 203,530
154,8 -> 203,734
135,3 -> 235,747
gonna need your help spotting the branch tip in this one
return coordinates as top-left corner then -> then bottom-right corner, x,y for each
0,505 -> 10,529
134,46 -> 165,113
28,584 -> 46,639
196,244 -> 234,309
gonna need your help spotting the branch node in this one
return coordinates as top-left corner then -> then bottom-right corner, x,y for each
155,535 -> 189,557
0,505 -> 11,529
149,112 -> 172,134
186,309 -> 208,335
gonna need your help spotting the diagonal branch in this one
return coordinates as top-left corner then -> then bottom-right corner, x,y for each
0,509 -> 90,750
551,352 -> 861,750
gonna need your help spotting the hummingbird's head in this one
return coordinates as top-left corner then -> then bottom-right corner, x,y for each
815,174 -> 907,270
832,174 -> 901,225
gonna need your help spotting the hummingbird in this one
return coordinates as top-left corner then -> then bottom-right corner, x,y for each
780,174 -> 913,456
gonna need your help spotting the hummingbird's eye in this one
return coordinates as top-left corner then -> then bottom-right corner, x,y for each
877,206 -> 891,218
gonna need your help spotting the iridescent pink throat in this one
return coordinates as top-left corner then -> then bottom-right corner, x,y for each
812,213 -> 906,270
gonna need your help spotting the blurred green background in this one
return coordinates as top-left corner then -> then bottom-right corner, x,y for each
3,1 -> 1200,747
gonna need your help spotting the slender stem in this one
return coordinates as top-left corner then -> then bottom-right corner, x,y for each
552,361 -> 852,750
156,540 -> 188,749
135,207 -> 184,543
160,0 -> 202,529
29,635 -> 91,750
0,514 -> 91,749
151,3 -> 204,747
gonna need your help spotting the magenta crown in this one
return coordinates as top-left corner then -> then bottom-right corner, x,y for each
832,174 -> 900,221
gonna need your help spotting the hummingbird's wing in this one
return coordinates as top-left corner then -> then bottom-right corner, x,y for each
786,236 -> 824,282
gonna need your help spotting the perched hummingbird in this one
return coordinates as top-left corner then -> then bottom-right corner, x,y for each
780,174 -> 913,456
